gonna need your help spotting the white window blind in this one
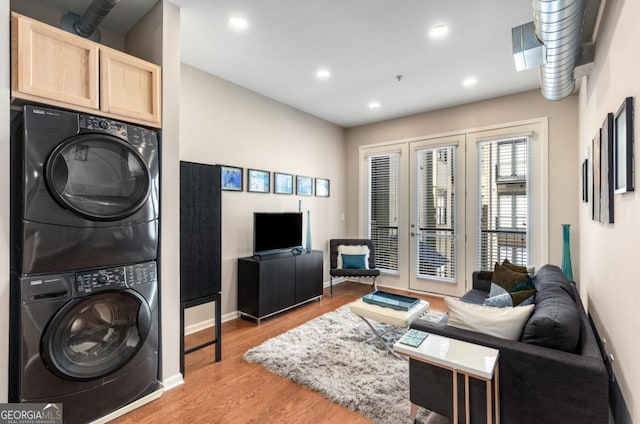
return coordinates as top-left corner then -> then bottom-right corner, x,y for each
477,137 -> 529,270
416,146 -> 456,280
368,154 -> 400,273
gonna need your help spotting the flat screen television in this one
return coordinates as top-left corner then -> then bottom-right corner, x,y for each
253,212 -> 303,255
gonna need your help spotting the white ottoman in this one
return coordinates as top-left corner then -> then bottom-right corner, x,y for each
350,297 -> 430,354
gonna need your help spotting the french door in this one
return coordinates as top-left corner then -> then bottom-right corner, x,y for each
360,135 -> 466,297
409,135 -> 466,296
361,120 -> 546,296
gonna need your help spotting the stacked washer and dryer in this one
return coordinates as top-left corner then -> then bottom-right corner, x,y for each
9,105 -> 160,424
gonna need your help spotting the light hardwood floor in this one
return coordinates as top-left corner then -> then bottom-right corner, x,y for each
113,282 -> 446,424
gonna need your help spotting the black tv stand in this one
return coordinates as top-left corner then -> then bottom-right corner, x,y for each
237,250 -> 323,324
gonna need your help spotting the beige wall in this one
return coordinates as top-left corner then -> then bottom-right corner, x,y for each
578,0 -> 639,421
1,0 -> 10,404
179,64 -> 347,327
158,0 -> 183,389
345,89 -> 579,286
126,0 -> 182,388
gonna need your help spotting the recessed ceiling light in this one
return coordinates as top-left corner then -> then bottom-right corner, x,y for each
429,24 -> 449,39
368,102 -> 381,111
228,15 -> 249,31
462,77 -> 478,87
316,69 -> 331,80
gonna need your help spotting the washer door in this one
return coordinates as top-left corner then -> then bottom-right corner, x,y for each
41,290 -> 152,381
45,134 -> 150,221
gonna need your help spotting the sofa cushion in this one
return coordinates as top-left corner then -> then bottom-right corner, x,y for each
532,265 -> 574,299
520,286 -> 581,352
460,289 -> 489,305
445,297 -> 534,340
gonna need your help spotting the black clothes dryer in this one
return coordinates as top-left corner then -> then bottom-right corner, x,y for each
11,105 -> 160,275
10,261 -> 159,424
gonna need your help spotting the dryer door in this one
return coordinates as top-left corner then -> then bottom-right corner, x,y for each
46,134 -> 151,221
41,290 -> 152,381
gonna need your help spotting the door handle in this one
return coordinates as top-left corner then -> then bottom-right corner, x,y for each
410,232 -> 416,237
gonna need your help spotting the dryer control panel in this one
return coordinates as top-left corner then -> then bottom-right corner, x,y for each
79,114 -> 127,138
76,261 -> 157,294
78,113 -> 157,149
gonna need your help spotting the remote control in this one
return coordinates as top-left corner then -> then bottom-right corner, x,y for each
399,329 -> 428,347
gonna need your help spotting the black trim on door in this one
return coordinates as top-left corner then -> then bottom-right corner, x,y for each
40,290 -> 152,381
45,134 -> 151,221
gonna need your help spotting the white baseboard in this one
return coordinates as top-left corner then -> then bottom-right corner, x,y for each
89,385 -> 164,423
185,279 -> 345,335
162,373 -> 185,391
323,277 -> 345,288
184,311 -> 240,335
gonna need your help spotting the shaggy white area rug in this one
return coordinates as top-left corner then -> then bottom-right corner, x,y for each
244,304 -> 446,424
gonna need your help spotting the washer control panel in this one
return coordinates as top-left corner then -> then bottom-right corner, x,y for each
76,266 -> 126,294
76,261 -> 157,294
125,261 -> 157,287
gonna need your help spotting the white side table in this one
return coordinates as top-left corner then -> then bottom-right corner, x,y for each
394,333 -> 500,424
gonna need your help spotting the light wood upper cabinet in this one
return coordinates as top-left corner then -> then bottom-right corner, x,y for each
11,12 -> 162,128
11,12 -> 99,109
100,48 -> 161,125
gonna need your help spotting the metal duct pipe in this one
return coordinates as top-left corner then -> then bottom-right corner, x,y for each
533,0 -> 586,100
74,0 -> 120,38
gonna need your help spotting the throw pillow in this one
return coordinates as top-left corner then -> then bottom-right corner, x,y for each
337,245 -> 370,269
484,289 -> 536,308
501,259 -> 536,277
489,263 -> 533,297
501,258 -> 528,274
341,253 -> 367,269
445,297 -> 535,340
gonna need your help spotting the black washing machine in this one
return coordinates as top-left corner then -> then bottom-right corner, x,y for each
11,104 -> 160,275
10,261 -> 159,424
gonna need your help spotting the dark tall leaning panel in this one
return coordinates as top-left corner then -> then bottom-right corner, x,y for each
179,161 -> 222,373
180,161 -> 221,300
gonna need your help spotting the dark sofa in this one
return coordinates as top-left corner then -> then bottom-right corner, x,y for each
410,265 -> 608,424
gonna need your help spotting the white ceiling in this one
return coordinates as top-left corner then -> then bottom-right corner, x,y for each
172,0 -> 542,127
45,0 -> 544,128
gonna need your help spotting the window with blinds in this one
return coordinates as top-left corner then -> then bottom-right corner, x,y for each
368,154 -> 400,273
477,137 -> 529,270
415,146 -> 456,280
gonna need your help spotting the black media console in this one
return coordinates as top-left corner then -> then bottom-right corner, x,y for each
237,250 -> 323,324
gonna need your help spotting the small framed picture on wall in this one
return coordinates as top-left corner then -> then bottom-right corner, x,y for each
315,178 -> 330,197
274,172 -> 294,194
614,96 -> 634,194
220,165 -> 243,191
296,175 -> 313,196
247,169 -> 270,193
582,159 -> 588,203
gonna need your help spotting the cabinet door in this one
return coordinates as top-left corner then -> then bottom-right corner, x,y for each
11,12 -> 99,109
100,48 -> 161,126
260,257 -> 296,316
295,251 -> 323,303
